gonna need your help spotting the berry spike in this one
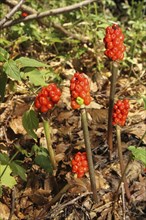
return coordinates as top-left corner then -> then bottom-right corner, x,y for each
112,99 -> 130,126
104,24 -> 125,61
70,72 -> 91,109
34,84 -> 61,113
71,152 -> 89,178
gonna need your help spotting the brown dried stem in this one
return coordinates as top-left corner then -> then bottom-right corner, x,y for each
107,61 -> 118,158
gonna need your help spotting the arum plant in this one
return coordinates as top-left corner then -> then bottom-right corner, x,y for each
70,72 -> 98,202
34,83 -> 62,170
112,99 -> 131,200
103,24 -> 126,158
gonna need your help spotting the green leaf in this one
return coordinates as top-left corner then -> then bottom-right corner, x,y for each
0,165 -> 16,188
16,57 -> 48,68
25,69 -> 47,86
22,110 -> 39,140
0,71 -> 7,102
10,161 -> 27,181
34,148 -> 53,174
128,146 -> 146,166
3,59 -> 21,81
0,47 -> 9,61
14,145 -> 31,157
0,153 -> 9,165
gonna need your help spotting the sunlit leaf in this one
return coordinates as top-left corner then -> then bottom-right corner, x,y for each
0,47 -> 9,61
0,165 -> 16,189
16,57 -> 48,68
25,69 -> 47,86
3,59 -> 21,81
128,146 -> 146,166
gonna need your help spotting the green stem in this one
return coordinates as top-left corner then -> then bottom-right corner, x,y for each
107,61 -> 118,158
116,125 -> 131,200
81,108 -> 98,202
0,151 -> 19,179
43,119 -> 57,170
112,129 -> 146,212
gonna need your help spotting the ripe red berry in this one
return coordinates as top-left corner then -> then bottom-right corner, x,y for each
39,96 -> 48,106
71,100 -> 80,109
71,151 -> 89,178
34,84 -> 61,113
34,99 -> 41,109
21,12 -> 28,17
40,105 -> 48,113
104,24 -> 125,61
112,99 -> 130,126
70,73 -> 91,109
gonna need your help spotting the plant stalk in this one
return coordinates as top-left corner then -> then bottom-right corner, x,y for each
112,129 -> 146,212
0,151 -> 19,179
81,108 -> 98,202
43,119 -> 57,170
116,125 -> 131,200
107,61 -> 118,158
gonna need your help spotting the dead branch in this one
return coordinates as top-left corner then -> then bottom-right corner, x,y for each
52,22 -> 90,43
1,0 -> 97,29
3,0 -> 37,14
0,0 -> 25,27
1,0 -> 92,43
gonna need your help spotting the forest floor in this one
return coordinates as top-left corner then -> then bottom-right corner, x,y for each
0,46 -> 146,220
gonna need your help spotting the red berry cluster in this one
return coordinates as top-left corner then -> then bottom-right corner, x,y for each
72,152 -> 89,178
34,83 -> 61,113
113,99 -> 130,126
70,72 -> 91,109
104,24 -> 126,61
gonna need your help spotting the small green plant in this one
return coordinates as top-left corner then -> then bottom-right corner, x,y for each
0,47 -> 61,101
0,151 -> 27,196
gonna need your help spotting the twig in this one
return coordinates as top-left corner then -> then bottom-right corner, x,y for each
1,0 -> 97,28
8,187 -> 16,220
36,183 -> 72,220
107,61 -> 118,158
4,0 -> 37,14
0,0 -> 25,27
52,22 -> 89,43
81,108 -> 98,202
2,0 -> 90,43
46,192 -> 93,219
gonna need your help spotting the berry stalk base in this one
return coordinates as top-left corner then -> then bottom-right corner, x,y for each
81,108 -> 98,202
